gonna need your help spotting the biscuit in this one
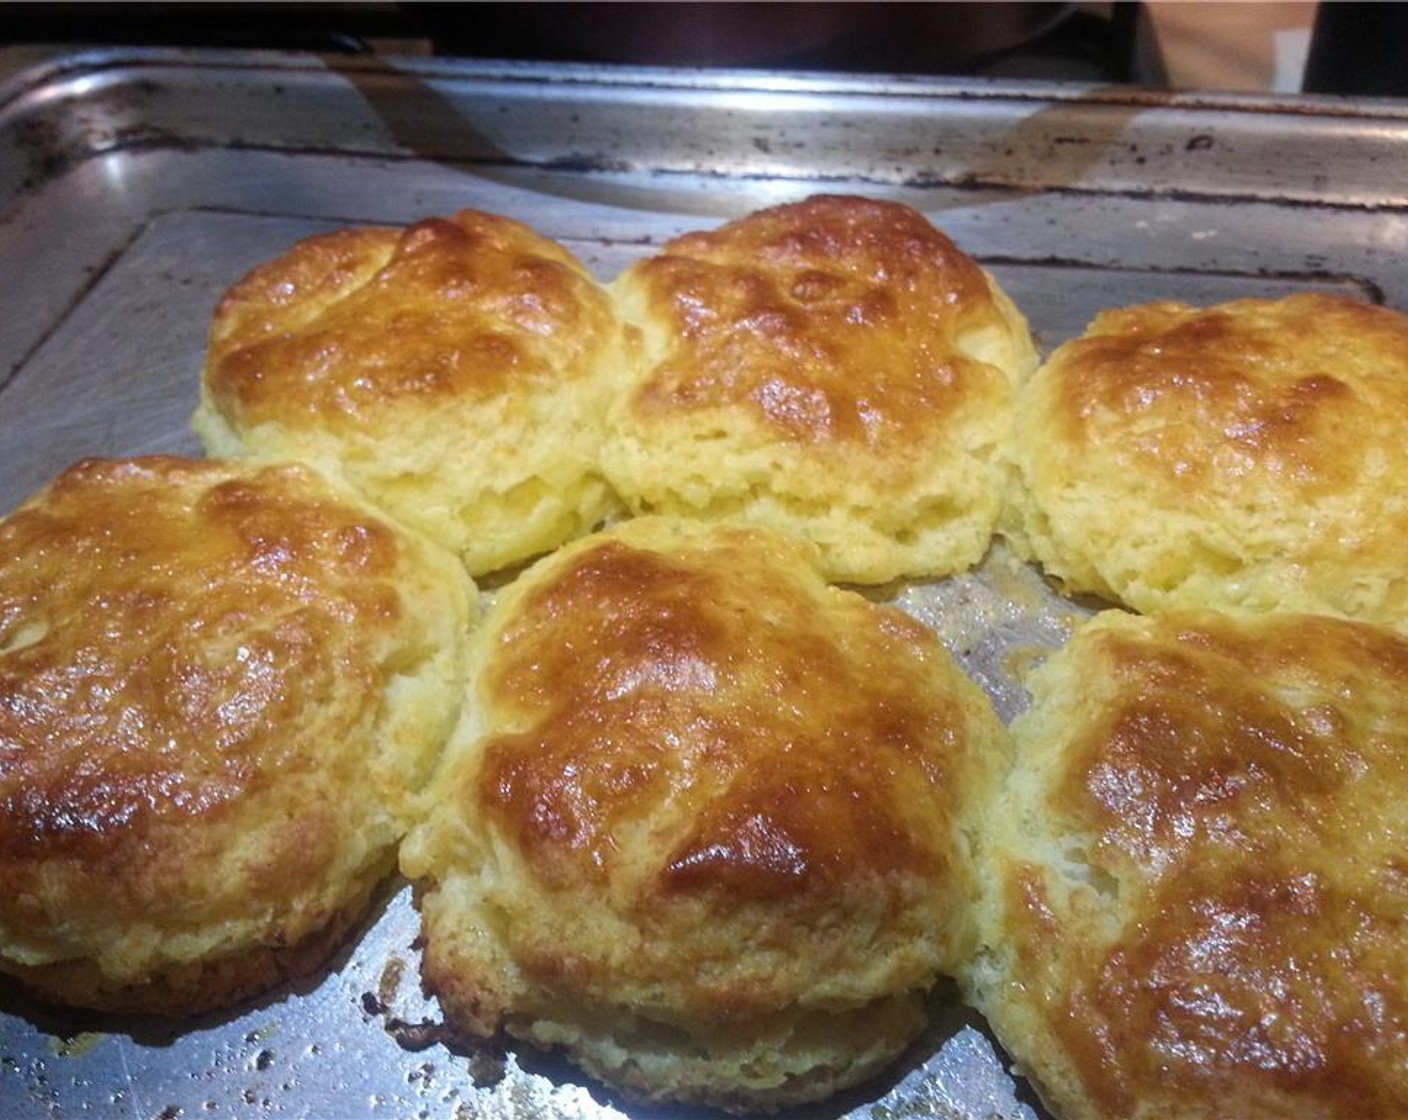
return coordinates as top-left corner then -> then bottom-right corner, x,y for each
600,194 -> 1038,585
0,457 -> 474,1015
399,516 -> 1009,1112
1002,293 -> 1408,626
193,210 -> 627,578
963,608 -> 1408,1120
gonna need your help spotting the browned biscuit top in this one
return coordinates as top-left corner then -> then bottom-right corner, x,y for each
475,527 -> 960,901
401,517 -> 1008,1110
204,210 -> 616,432
988,610 -> 1408,1120
619,194 -> 1016,453
1044,293 -> 1408,497
1002,291 -> 1408,622
0,456 -> 401,881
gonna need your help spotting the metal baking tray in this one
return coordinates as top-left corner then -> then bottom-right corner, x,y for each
4,46 -> 1408,1120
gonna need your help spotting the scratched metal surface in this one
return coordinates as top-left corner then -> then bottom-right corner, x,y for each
3,46 -> 1408,1120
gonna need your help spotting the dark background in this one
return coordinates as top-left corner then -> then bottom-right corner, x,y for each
0,2 -> 1402,95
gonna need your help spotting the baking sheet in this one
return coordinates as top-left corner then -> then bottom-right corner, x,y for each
3,46 -> 1408,1120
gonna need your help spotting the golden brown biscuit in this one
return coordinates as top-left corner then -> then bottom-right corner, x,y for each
600,194 -> 1038,585
1003,293 -> 1408,626
963,608 -> 1408,1120
193,210 -> 627,577
399,516 -> 1009,1112
0,457 -> 474,1014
